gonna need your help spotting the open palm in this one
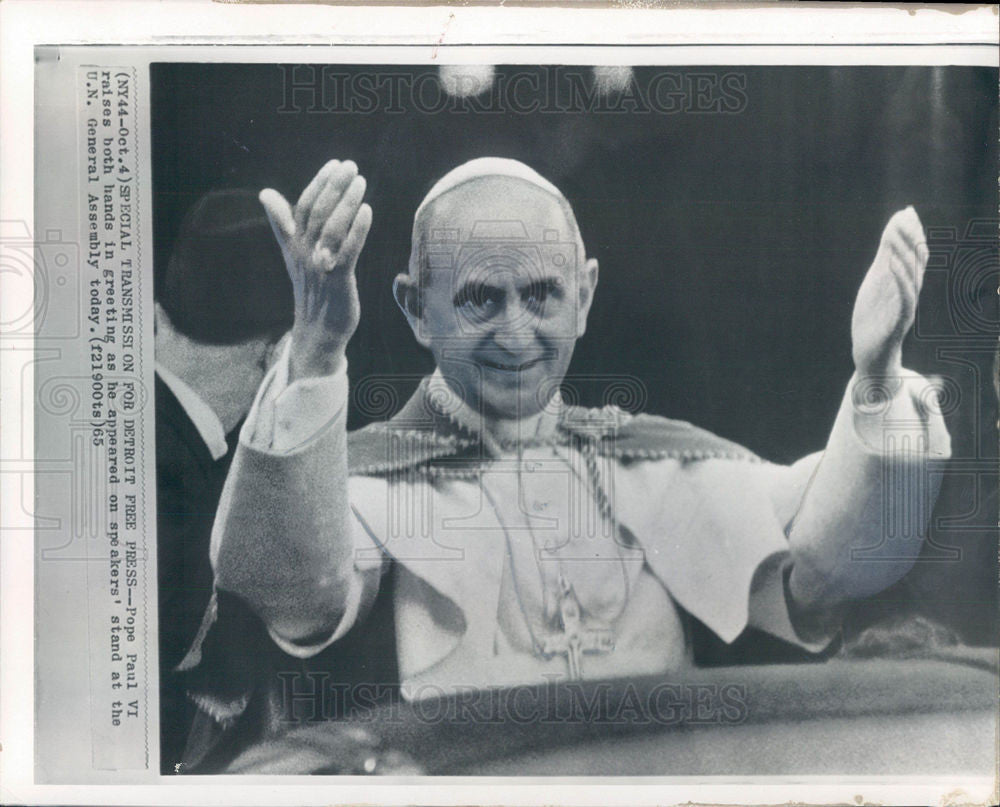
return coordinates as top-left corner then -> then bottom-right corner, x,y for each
851,206 -> 928,378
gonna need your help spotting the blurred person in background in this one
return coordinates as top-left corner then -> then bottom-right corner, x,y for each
154,189 -> 292,771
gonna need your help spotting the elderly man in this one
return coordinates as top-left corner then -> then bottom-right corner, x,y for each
180,157 -> 949,767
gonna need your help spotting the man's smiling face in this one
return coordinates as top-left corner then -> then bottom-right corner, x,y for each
397,177 -> 598,421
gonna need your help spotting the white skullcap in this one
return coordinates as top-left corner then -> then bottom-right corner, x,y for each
408,158 -> 583,279
413,157 -> 570,224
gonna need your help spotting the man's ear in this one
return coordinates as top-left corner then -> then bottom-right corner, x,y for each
392,273 -> 431,348
575,257 -> 599,338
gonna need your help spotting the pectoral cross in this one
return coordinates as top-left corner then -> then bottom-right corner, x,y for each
539,576 -> 615,680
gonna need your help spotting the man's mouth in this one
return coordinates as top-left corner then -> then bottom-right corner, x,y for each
479,356 -> 545,373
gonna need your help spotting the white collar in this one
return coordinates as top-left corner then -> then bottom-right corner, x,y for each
156,363 -> 229,461
427,367 -> 561,451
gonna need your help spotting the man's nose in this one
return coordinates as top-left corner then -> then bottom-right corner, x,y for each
491,297 -> 536,352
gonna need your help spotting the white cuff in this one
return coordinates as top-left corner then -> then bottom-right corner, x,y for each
846,369 -> 951,460
241,339 -> 350,454
748,551 -> 841,652
266,567 -> 369,659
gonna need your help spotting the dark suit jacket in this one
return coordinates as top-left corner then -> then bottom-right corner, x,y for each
155,373 -> 241,773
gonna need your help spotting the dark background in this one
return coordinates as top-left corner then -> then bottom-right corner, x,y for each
151,63 -> 998,645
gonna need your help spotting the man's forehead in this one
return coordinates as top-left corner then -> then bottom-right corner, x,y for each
423,234 -> 580,296
428,219 -> 566,244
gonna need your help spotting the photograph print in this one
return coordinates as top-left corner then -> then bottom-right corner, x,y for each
149,61 -> 998,776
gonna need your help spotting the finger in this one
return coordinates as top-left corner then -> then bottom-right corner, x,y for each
881,214 -> 925,284
258,188 -> 296,249
898,207 -> 929,279
313,200 -> 372,274
886,243 -> 918,322
307,160 -> 359,242
904,205 -> 924,237
888,231 -> 928,294
887,207 -> 928,264
891,212 -> 924,253
887,240 -> 918,287
316,175 -> 367,256
294,159 -> 340,234
335,203 -> 373,275
882,207 -> 915,244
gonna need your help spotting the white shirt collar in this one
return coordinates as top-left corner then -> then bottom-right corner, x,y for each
427,367 -> 561,450
156,362 -> 229,461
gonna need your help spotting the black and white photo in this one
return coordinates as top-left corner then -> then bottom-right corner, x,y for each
6,3 -> 998,805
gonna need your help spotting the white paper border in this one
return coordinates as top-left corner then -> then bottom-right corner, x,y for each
2,1 -> 998,805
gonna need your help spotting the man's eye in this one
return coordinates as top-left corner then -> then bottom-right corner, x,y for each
456,285 -> 502,313
522,281 -> 551,309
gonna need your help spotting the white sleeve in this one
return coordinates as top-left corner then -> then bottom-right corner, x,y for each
266,539 -> 383,658
213,339 -> 387,656
241,338 -> 350,454
743,368 -> 950,645
784,368 -> 951,606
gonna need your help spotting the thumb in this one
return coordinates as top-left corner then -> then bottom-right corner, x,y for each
258,188 -> 295,248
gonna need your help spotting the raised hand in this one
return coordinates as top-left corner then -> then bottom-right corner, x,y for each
259,160 -> 373,382
851,206 -> 928,379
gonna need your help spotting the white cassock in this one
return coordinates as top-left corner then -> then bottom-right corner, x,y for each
197,344 -> 950,703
